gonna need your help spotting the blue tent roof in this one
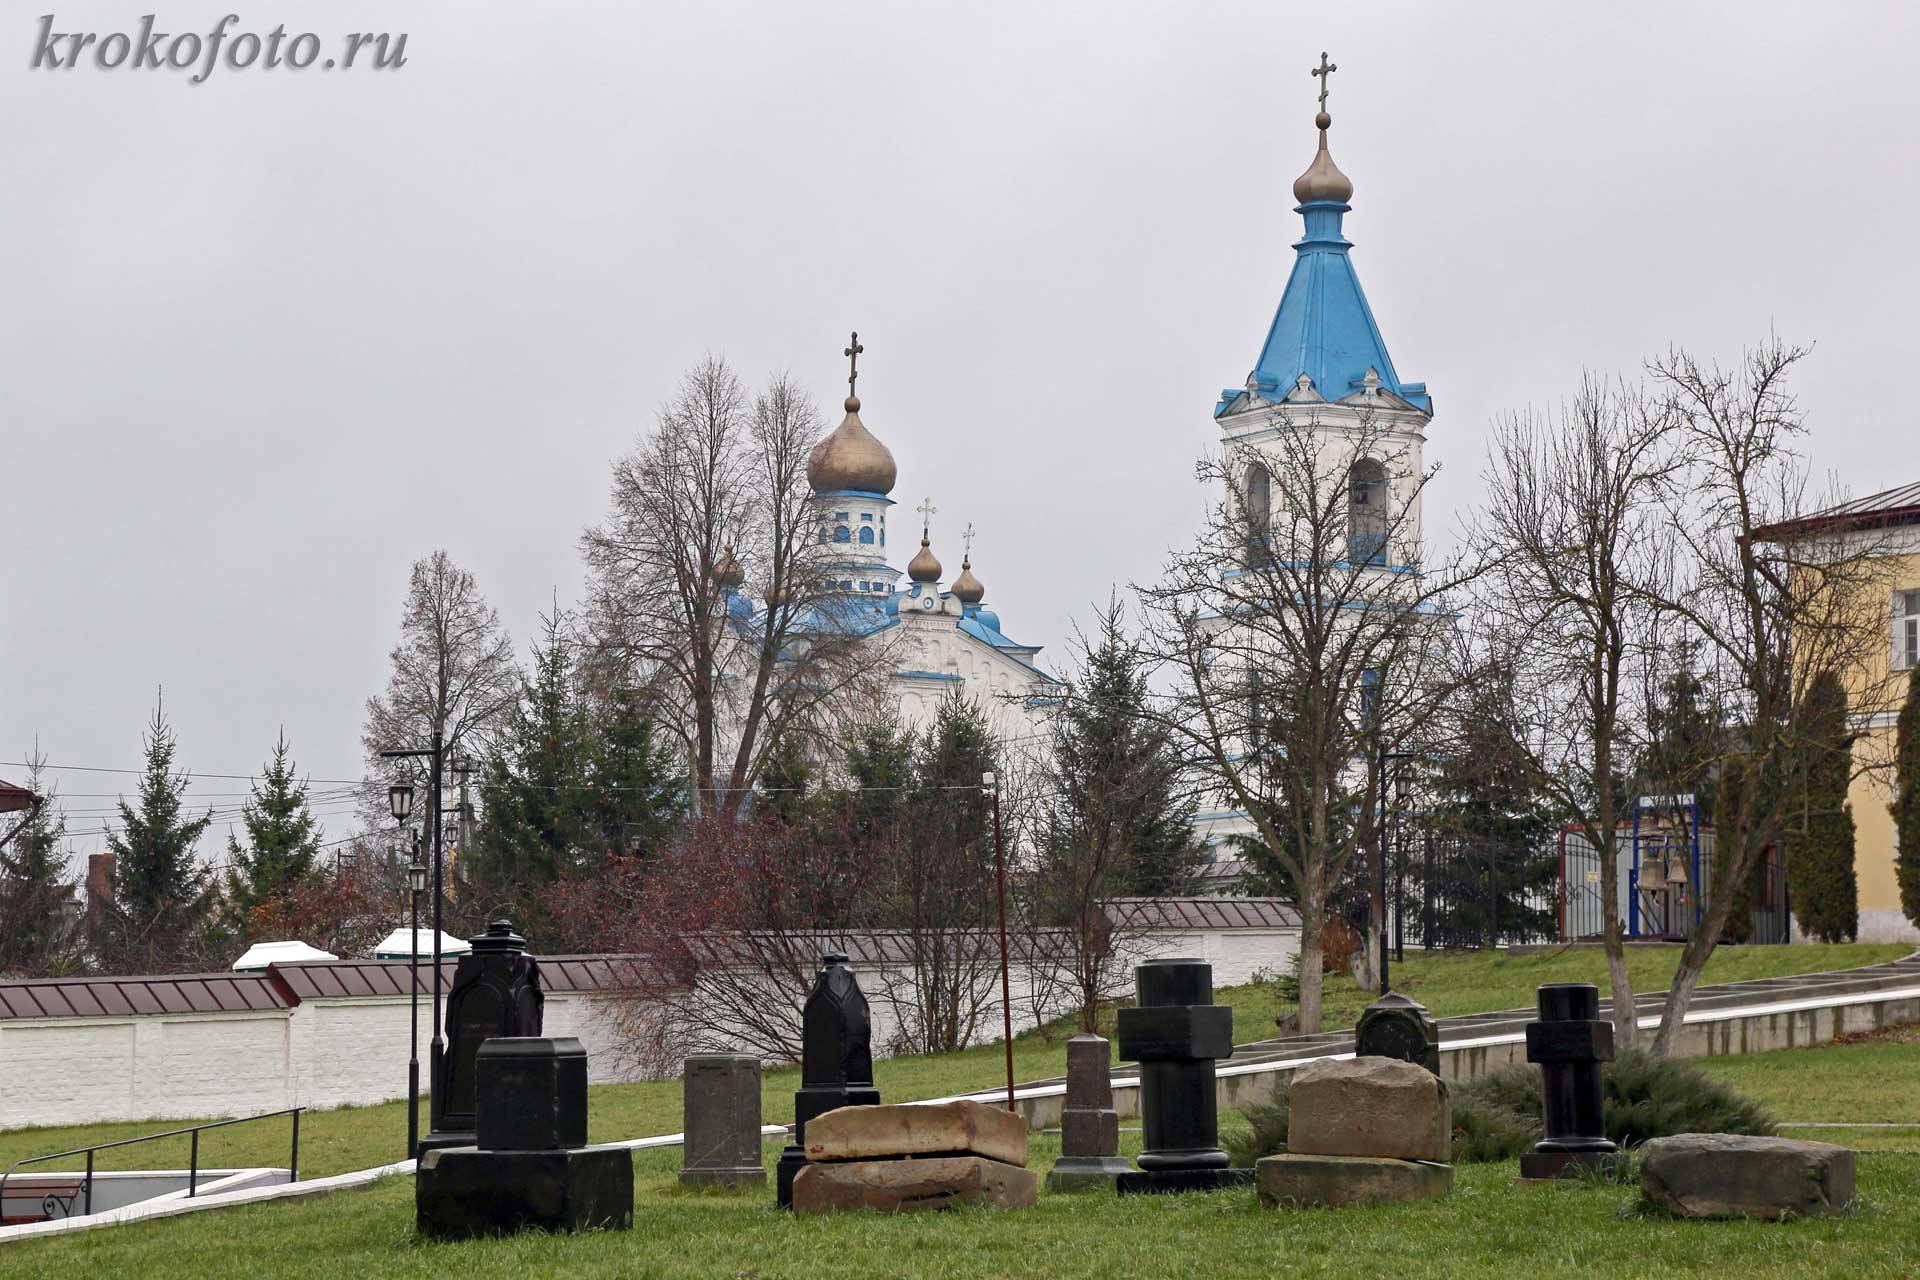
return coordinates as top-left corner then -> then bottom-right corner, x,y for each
1222,197 -> 1429,417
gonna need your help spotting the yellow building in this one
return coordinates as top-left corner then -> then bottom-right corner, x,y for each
1758,482 -> 1920,942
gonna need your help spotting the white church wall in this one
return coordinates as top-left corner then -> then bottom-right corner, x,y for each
0,923 -> 1296,1131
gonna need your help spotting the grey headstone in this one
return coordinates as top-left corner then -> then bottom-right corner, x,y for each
1047,1033 -> 1130,1192
681,1053 -> 766,1187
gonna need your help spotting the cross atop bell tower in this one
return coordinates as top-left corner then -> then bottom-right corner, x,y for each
844,331 -> 864,398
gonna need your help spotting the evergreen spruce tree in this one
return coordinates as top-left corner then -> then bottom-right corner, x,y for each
1791,669 -> 1858,943
844,716 -> 914,845
100,701 -> 215,972
581,676 -> 683,864
474,609 -> 589,892
0,751 -> 82,976
1039,603 -> 1206,900
1892,665 -> 1920,930
223,731 -> 322,924
1639,638 -> 1724,816
1427,666 -> 1561,944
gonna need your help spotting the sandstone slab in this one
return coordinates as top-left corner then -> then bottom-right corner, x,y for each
790,1155 -> 1036,1214
804,1099 -> 1028,1167
1255,1153 -> 1452,1208
1286,1057 -> 1451,1162
1638,1134 -> 1855,1220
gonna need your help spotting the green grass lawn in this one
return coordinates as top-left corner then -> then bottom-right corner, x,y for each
4,1139 -> 1917,1279
1,942 -> 1906,1183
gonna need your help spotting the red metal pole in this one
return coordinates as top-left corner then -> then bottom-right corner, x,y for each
990,781 -> 1015,1113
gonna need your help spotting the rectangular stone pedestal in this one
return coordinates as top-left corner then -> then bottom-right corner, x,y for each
1255,1154 -> 1451,1208
1047,1155 -> 1134,1193
416,1144 -> 634,1239
792,1156 -> 1036,1214
1518,1150 -> 1621,1181
1115,1167 -> 1257,1195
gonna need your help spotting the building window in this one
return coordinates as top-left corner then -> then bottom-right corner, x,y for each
1348,458 -> 1389,566
861,512 -> 873,521
1244,462 -> 1272,567
834,526 -> 851,543
859,527 -> 875,545
1898,589 -> 1920,671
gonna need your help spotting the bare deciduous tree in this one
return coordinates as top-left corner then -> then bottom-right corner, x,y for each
581,357 -> 892,813
1137,408 -> 1467,1033
360,548 -> 520,826
1468,373 -> 1680,1050
1644,338 -> 1899,1053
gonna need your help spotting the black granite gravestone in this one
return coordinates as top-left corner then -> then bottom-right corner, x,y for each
776,951 -> 880,1209
423,919 -> 544,1154
1114,958 -> 1255,1194
415,1036 -> 632,1240
1518,983 -> 1619,1179
1356,990 -> 1441,1074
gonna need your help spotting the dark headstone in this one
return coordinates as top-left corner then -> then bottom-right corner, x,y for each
415,1033 -> 632,1240
682,1053 -> 766,1187
1517,983 -> 1620,1180
1047,1034 -> 1131,1191
475,1037 -> 587,1152
425,918 -> 544,1152
1114,959 -> 1254,1195
415,1147 -> 633,1239
776,951 -> 880,1208
1355,990 -> 1441,1074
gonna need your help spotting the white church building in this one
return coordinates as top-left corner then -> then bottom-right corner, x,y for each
791,354 -> 1062,742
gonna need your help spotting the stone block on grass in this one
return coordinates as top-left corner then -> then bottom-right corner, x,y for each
415,1145 -> 634,1240
804,1099 -> 1028,1168
791,1155 -> 1037,1214
1254,1153 -> 1452,1208
1638,1134 -> 1855,1220
1286,1057 -> 1450,1163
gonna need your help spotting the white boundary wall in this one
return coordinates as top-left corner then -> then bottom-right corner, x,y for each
0,925 -> 1298,1131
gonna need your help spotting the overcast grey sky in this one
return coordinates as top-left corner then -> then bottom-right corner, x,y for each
6,1 -> 1917,862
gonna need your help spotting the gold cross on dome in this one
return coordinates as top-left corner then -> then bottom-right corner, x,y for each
1312,51 -> 1337,111
916,497 -> 937,533
961,522 -> 976,558
844,331 -> 863,396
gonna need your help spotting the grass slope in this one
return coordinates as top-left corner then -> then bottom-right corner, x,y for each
3,1142 -> 1917,1280
1,943 -> 1906,1181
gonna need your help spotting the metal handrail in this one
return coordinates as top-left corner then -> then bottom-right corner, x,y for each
0,1106 -> 302,1222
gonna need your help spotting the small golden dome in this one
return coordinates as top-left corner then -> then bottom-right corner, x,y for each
807,396 -> 898,495
713,543 -> 746,588
951,555 -> 984,604
907,530 -> 942,583
1292,112 -> 1353,205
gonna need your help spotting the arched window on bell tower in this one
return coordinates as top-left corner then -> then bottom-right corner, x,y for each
1244,461 -> 1273,568
1348,458 -> 1389,566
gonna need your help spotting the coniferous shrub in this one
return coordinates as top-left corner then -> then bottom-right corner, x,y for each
1896,665 -> 1920,931
1232,1050 -> 1775,1166
1791,669 -> 1859,942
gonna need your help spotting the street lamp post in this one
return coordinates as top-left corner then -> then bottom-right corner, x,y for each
1375,749 -> 1417,994
405,855 -> 426,1157
983,771 -> 1015,1114
381,728 -> 448,1139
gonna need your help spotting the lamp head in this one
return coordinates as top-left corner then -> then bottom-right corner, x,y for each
407,861 -> 428,894
388,782 -> 415,822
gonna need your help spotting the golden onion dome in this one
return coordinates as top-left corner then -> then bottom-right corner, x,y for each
950,555 -> 984,604
807,396 -> 898,496
907,530 -> 942,583
1292,110 -> 1353,205
712,542 -> 746,589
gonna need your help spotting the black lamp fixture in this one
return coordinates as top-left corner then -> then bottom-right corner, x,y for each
389,782 -> 415,823
407,861 -> 429,895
